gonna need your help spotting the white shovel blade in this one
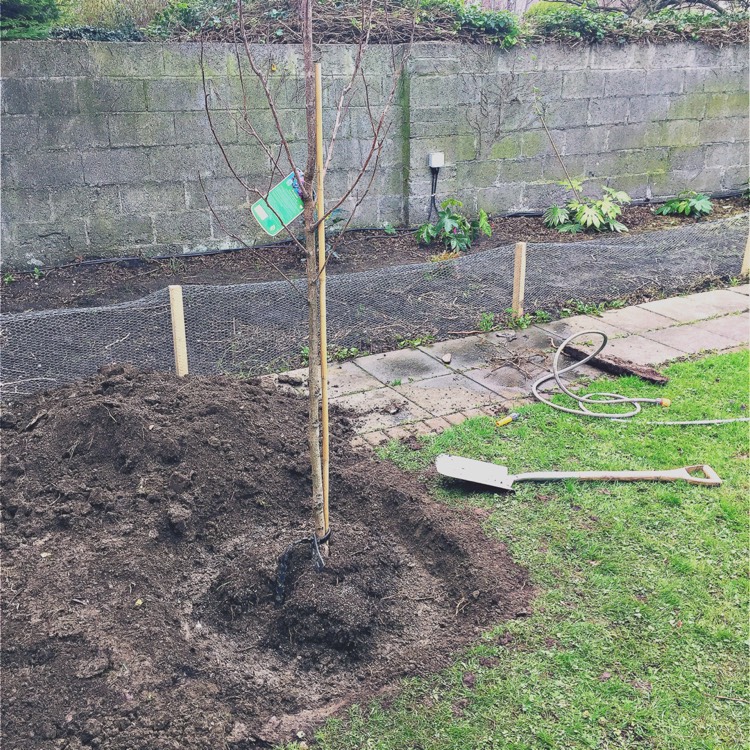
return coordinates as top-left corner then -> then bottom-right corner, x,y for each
435,454 -> 514,491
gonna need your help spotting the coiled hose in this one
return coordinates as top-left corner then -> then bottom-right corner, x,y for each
532,330 -> 750,425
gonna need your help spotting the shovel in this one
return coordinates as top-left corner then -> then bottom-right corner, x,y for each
435,454 -> 722,492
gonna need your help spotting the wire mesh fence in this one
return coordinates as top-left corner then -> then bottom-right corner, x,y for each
1,214 -> 747,397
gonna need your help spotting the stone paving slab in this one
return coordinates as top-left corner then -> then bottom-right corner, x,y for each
464,364 -> 545,399
355,347 -> 450,384
329,387 -> 430,433
419,334 -> 497,371
728,283 -> 750,295
639,289 -> 749,322
327,361 -> 382,397
535,315 -> 628,343
693,312 -> 749,344
597,306 -> 675,334
393,372 -> 503,416
585,333 -> 684,365
643,322 -> 740,354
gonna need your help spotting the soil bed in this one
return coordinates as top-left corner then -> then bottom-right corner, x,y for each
3,198 -> 745,314
1,366 -> 531,749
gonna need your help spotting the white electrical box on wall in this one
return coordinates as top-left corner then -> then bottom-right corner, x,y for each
428,152 -> 445,168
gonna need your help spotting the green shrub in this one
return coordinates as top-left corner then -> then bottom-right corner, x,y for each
654,191 -> 713,219
147,0 -> 232,38
525,4 -> 628,43
416,198 -> 492,252
0,0 -> 60,39
544,181 -> 631,234
418,0 -> 520,46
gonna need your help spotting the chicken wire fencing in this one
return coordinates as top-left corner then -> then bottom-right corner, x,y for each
1,213 -> 747,398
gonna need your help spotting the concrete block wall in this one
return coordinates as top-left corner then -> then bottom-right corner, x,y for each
406,42 -> 748,222
1,40 -> 747,268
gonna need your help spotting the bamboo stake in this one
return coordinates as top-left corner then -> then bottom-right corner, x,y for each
315,62 -> 330,533
512,241 -> 527,318
168,285 -> 189,377
741,230 -> 750,277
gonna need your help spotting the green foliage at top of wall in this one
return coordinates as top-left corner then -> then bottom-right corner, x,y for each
0,0 -> 60,39
23,0 -> 749,46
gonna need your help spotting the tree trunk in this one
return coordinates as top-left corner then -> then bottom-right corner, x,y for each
299,0 -> 327,551
303,198 -> 327,546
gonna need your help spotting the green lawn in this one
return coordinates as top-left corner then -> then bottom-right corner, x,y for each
309,350 -> 749,750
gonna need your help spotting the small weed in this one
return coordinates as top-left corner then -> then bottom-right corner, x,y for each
3,272 -> 16,285
504,308 -> 533,329
654,190 -> 713,219
533,309 -> 552,323
31,266 -> 44,280
382,222 -> 397,235
300,345 -> 309,366
396,333 -> 435,349
478,312 -> 496,332
329,346 -> 365,362
429,250 -> 461,262
560,298 -> 607,318
389,378 -> 402,386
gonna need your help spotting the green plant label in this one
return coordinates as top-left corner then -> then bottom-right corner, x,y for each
251,173 -> 304,236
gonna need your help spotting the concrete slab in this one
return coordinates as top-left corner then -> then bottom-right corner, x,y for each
355,348 -> 450,384
727,283 -> 750,296
639,290 -> 749,322
588,334 -> 683,365
464,364 -> 543,399
693,312 -> 749,345
598,306 -> 674,334
327,361 -> 382,396
643,324 -> 739,354
419,335 -> 497,371
330,387 -> 430,433
534,315 -> 628,344
393,372 -> 502,416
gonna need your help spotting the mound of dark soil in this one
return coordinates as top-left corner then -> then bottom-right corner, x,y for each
1,366 -> 530,749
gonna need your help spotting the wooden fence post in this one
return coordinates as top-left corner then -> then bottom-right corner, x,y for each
742,231 -> 750,277
512,241 -> 527,318
169,285 -> 189,377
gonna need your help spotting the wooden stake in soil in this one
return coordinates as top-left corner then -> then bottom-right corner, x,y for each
512,241 -> 527,318
315,62 -> 330,533
168,285 -> 189,377
742,230 -> 750,277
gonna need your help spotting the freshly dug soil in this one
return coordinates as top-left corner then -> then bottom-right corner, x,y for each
3,197 -> 746,314
1,366 -> 531,749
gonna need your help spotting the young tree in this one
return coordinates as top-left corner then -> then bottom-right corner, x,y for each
200,0 -> 414,558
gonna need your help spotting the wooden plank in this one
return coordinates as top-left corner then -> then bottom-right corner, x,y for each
511,241 -> 526,317
168,285 -> 189,377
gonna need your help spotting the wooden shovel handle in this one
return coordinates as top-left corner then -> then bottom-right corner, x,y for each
512,465 -> 722,487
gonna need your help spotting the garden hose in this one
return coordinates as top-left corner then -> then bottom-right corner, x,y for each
532,331 -> 667,419
532,331 -> 750,425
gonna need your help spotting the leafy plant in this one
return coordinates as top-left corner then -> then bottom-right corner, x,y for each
654,191 -> 713,219
544,183 -> 631,234
382,222 -> 397,236
416,199 -> 492,252
532,309 -> 552,323
3,272 -> 16,285
32,266 -> 44,280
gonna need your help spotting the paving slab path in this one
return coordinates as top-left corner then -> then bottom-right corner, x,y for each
266,286 -> 749,447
